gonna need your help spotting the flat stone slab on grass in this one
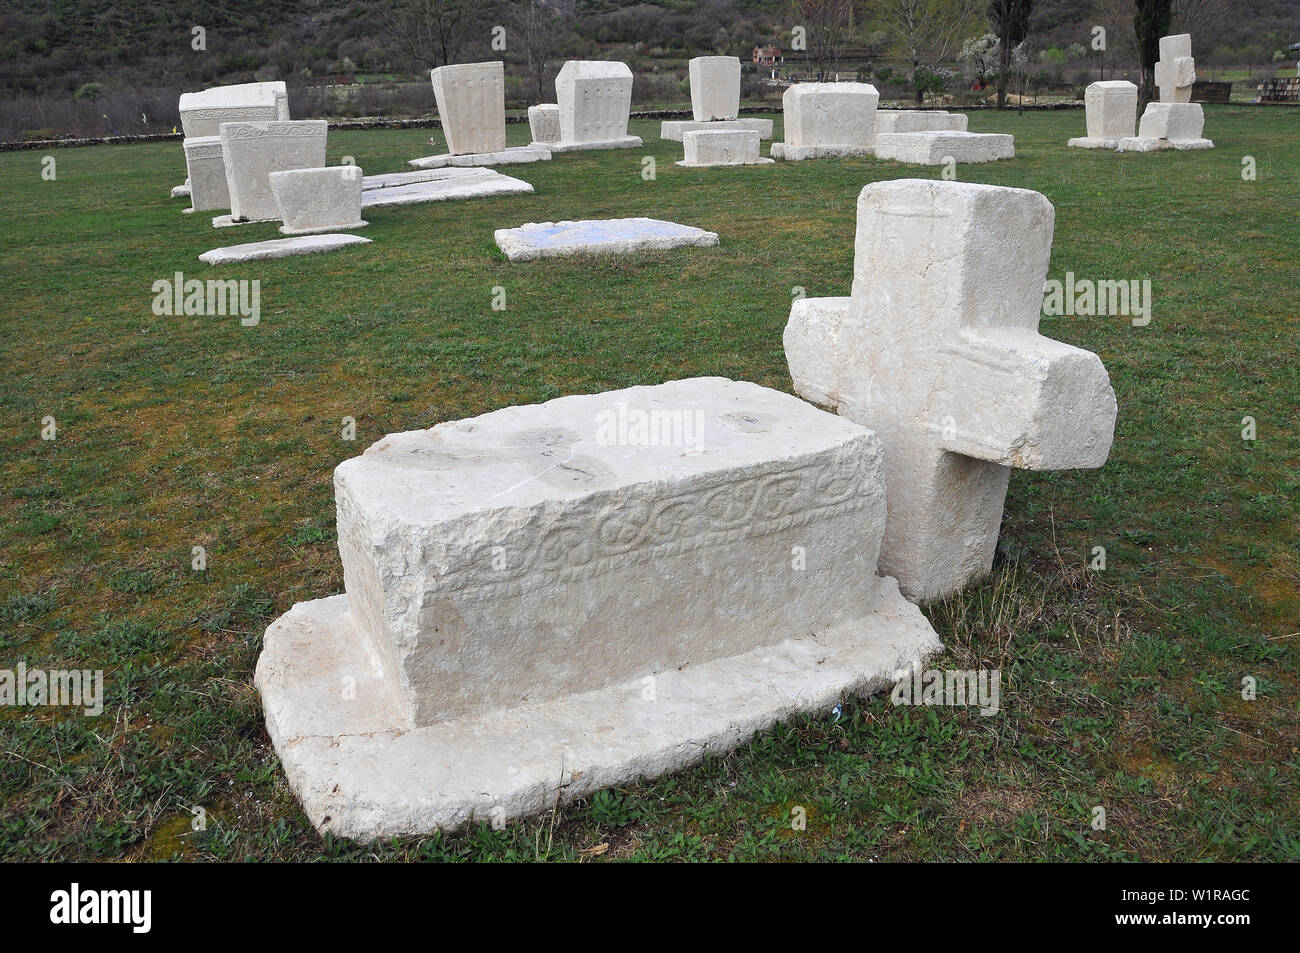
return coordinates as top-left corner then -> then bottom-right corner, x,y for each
360,168 -> 534,208
199,233 -> 371,264
361,169 -> 476,190
495,217 -> 718,260
408,145 -> 551,169
873,131 -> 1014,165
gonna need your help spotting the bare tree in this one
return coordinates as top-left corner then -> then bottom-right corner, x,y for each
793,0 -> 856,82
381,0 -> 479,72
988,0 -> 1032,108
878,0 -> 979,103
509,0 -> 570,100
1134,0 -> 1173,106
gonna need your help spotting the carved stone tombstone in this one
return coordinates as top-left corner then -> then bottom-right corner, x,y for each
256,378 -> 941,839
431,61 -> 507,156
785,179 -> 1117,600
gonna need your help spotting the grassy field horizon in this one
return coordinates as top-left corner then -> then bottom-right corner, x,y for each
1,106 -> 1296,861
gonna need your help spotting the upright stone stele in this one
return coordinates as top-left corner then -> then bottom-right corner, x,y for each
256,378 -> 942,839
217,120 -> 328,226
771,83 -> 879,160
270,166 -> 367,235
539,60 -> 642,152
410,62 -> 551,168
690,55 -> 741,120
432,61 -> 507,155
785,180 -> 1117,601
182,136 -> 230,212
1067,81 -> 1137,149
527,104 -> 561,143
660,56 -> 773,141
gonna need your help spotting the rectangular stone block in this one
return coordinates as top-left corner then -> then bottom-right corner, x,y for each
179,82 -> 288,138
874,110 -> 967,134
689,55 -> 741,121
333,378 -> 889,728
220,120 -> 328,223
873,131 -> 1014,165
528,103 -> 560,143
270,165 -> 366,235
781,83 -> 880,149
555,60 -> 634,145
1137,102 -> 1205,141
183,135 -> 230,212
679,128 -> 771,166
1084,81 -> 1137,141
431,61 -> 506,155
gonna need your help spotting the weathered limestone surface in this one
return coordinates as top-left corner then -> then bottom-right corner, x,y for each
1068,81 -> 1138,148
1138,102 -> 1211,143
784,180 -> 1116,601
873,110 -> 967,134
873,131 -> 1014,165
171,180 -> 191,198
219,120 -> 328,224
527,104 -> 561,143
689,55 -> 741,121
771,83 -> 879,160
677,129 -> 773,167
541,60 -> 642,151
360,168 -> 534,207
431,61 -> 507,155
494,218 -> 719,260
179,82 -> 288,138
256,378 -> 942,838
1119,102 -> 1213,151
199,233 -> 371,264
270,166 -> 367,235
660,118 -> 773,141
183,136 -> 230,212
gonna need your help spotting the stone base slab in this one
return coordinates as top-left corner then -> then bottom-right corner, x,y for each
409,145 -> 552,169
531,135 -> 643,152
199,234 -> 371,264
1116,136 -> 1214,152
771,143 -> 874,161
660,118 -> 774,141
279,220 -> 369,236
255,579 -> 941,841
873,131 -> 1014,165
676,157 -> 774,167
1066,137 -> 1122,149
494,217 -> 719,260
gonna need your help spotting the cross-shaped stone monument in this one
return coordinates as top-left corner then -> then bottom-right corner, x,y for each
1154,33 -> 1196,103
1119,34 -> 1213,151
785,179 -> 1118,601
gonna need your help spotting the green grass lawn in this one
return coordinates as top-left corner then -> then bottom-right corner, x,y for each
1,106 -> 1296,861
